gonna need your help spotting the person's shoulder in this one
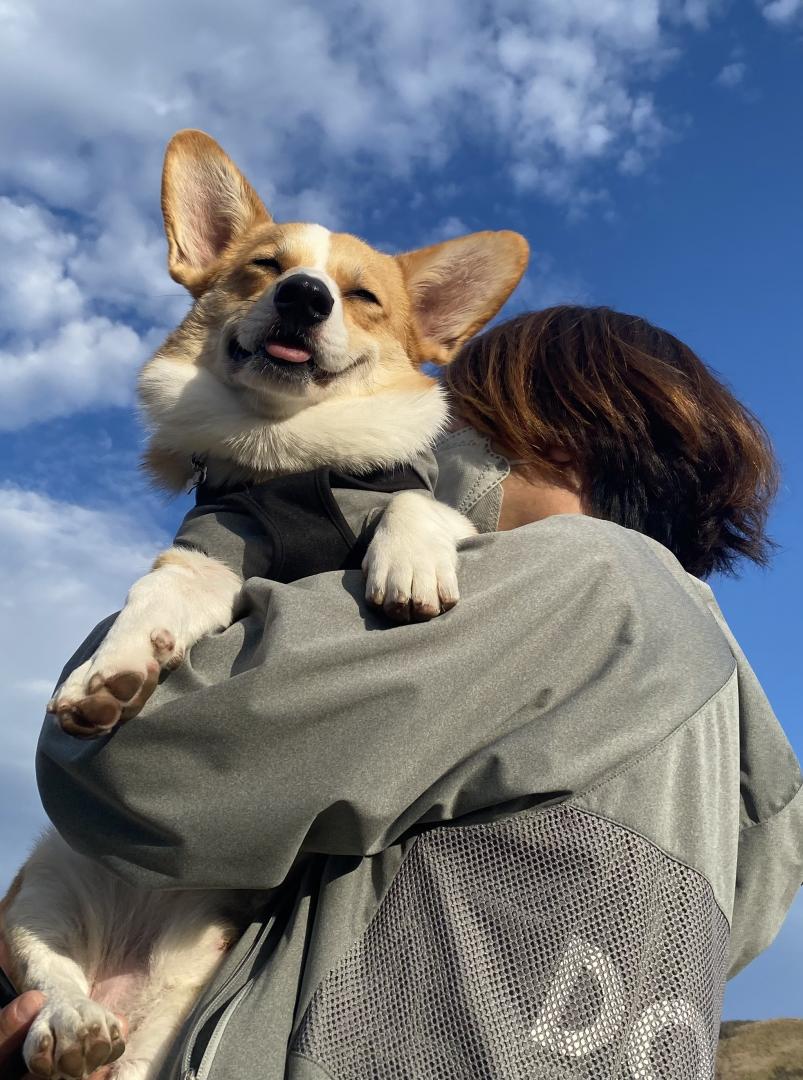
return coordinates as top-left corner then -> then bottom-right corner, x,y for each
522,513 -> 680,578
515,514 -> 736,661
529,514 -> 693,584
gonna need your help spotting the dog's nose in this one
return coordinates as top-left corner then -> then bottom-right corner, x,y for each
274,274 -> 334,326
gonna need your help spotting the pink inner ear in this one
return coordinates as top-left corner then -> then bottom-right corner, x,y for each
170,153 -> 251,271
178,187 -> 235,269
413,256 -> 487,348
183,206 -> 230,267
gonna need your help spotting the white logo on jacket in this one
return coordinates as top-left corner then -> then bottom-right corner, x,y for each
530,936 -> 711,1079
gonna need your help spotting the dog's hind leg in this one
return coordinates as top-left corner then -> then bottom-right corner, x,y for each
3,831 -> 126,1079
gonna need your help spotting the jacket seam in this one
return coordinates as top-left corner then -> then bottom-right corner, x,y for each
288,1050 -> 338,1079
574,665 -> 738,803
438,429 -> 509,511
565,803 -> 732,929
738,778 -> 803,833
289,838 -> 422,1057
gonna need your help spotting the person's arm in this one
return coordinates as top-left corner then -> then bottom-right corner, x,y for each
36,517 -> 740,892
624,546 -> 803,978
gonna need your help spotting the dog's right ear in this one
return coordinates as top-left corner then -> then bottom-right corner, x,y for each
162,129 -> 271,297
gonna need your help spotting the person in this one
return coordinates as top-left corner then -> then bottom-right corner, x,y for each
3,306 -> 801,1080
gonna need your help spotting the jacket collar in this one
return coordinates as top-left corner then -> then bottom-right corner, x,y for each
434,426 -> 511,533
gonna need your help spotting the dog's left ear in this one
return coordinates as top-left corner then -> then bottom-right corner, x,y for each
397,231 -> 529,363
162,129 -> 271,296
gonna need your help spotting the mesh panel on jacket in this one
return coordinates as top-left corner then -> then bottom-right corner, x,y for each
292,806 -> 729,1079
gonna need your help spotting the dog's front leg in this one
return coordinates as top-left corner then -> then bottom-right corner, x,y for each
49,547 -> 242,735
363,491 -> 477,622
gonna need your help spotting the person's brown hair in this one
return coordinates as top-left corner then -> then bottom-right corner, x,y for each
443,306 -> 779,577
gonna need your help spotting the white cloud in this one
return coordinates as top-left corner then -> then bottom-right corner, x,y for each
0,314 -> 151,431
67,197 -> 189,326
716,61 -> 747,87
676,0 -> 722,28
0,198 -> 82,334
0,485 -> 166,888
759,0 -> 803,22
0,0 -> 726,432
0,1 -> 718,216
430,216 -> 470,241
0,194 -> 181,430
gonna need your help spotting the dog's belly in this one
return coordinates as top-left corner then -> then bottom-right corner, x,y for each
91,968 -> 150,1017
82,892 -> 235,1040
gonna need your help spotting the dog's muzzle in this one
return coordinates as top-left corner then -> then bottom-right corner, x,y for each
227,274 -> 341,384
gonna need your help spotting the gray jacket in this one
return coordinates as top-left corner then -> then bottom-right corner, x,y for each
37,429 -> 803,1080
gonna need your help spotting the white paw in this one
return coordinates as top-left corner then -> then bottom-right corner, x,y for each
48,628 -> 179,737
23,996 -> 125,1079
363,492 -> 475,623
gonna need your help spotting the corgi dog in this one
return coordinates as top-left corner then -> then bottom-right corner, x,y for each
1,130 -> 528,1080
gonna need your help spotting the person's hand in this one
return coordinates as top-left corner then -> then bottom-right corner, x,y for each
0,989 -> 45,1077
0,932 -> 43,1078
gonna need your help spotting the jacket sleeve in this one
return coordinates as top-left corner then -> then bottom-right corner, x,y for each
36,517 -> 744,892
694,585 -> 803,978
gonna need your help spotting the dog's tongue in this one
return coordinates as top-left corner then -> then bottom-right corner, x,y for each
266,341 -> 311,363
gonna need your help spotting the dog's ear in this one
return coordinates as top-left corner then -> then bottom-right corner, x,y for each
397,231 -> 529,363
162,129 -> 271,296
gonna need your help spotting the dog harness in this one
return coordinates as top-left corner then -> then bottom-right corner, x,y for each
173,464 -> 429,584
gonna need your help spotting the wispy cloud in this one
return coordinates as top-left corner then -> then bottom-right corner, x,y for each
716,61 -> 747,88
0,1 -> 703,217
511,251 -> 590,312
758,0 -> 803,23
430,216 -> 471,241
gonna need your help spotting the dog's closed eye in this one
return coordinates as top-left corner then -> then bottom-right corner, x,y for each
346,288 -> 381,306
252,257 -> 282,273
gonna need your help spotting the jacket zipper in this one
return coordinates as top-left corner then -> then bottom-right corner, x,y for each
195,983 -> 254,1080
181,919 -> 274,1080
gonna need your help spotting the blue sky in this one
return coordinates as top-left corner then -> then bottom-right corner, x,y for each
1,0 -> 801,1021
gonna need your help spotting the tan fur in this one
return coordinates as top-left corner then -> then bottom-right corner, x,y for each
141,128 -> 529,491
0,868 -> 24,922
0,868 -> 24,987
161,129 -> 271,297
151,549 -> 200,572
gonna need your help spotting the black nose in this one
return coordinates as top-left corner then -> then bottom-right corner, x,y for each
274,274 -> 334,326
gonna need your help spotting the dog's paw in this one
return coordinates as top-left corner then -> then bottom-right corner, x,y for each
47,629 -> 179,738
23,997 -> 125,1080
364,541 -> 459,623
363,493 -> 473,623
